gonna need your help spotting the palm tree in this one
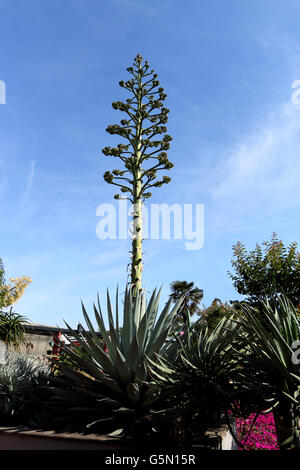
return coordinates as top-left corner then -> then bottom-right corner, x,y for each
169,281 -> 203,330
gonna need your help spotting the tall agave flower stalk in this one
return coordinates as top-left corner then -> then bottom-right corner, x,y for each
47,286 -> 184,434
102,55 -> 174,293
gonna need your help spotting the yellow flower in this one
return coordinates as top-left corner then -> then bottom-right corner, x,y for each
0,276 -> 32,307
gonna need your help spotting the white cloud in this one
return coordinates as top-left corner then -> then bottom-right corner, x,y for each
196,99 -> 300,234
20,160 -> 36,208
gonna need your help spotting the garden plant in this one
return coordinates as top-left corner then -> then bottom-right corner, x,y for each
0,257 -> 32,350
102,54 -> 174,292
44,286 -> 184,440
232,295 -> 300,450
1,56 -> 299,454
0,352 -> 50,426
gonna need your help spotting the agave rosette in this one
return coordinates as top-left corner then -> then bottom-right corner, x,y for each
147,317 -> 242,415
235,295 -> 300,449
47,286 -> 184,433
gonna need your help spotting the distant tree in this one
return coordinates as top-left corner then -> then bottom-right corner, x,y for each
0,276 -> 32,310
102,54 -> 174,293
0,257 -> 32,310
197,298 -> 234,332
228,233 -> 300,307
169,280 -> 203,331
0,258 -> 31,350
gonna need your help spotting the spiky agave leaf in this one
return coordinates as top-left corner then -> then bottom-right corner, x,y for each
147,316 -> 242,418
46,286 -> 184,433
237,295 -> 300,395
230,294 -> 300,449
238,295 -> 300,448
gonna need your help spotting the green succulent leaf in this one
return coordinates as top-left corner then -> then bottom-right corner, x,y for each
50,285 -> 185,429
126,383 -> 140,403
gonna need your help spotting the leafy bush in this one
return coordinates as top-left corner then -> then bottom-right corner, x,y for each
228,233 -> 300,306
197,298 -> 234,332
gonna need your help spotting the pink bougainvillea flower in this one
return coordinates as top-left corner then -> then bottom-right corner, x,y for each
235,412 -> 279,450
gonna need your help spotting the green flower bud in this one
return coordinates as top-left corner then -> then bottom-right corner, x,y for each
103,171 -> 114,183
164,161 -> 174,170
102,146 -> 112,156
162,176 -> 171,184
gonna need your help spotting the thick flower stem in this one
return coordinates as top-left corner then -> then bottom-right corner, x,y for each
131,194 -> 143,293
131,59 -> 143,293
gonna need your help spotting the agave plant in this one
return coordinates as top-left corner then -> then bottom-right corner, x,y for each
46,286 -> 184,435
146,316 -> 245,445
0,352 -> 50,424
235,295 -> 300,450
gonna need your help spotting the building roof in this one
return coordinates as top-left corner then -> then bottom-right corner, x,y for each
22,322 -> 79,336
22,322 -> 102,338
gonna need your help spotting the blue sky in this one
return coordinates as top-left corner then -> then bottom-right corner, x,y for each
1,0 -> 300,328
